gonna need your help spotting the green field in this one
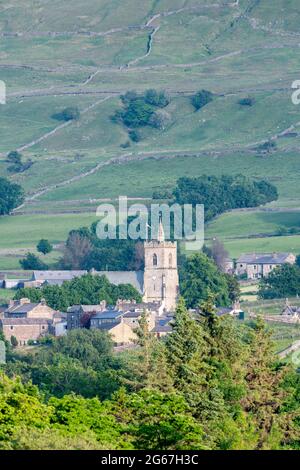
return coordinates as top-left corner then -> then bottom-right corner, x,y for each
1,0 -> 300,269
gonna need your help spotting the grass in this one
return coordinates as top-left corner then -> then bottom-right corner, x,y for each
0,288 -> 15,305
1,0 -> 300,269
0,213 -> 98,250
207,211 -> 300,239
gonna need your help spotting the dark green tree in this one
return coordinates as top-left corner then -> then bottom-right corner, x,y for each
180,253 -> 231,308
37,239 -> 53,256
19,253 -> 48,270
0,177 -> 24,215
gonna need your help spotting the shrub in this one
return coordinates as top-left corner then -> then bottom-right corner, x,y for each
129,130 -> 141,142
191,90 -> 213,110
145,89 -> 170,108
20,253 -> 49,270
52,107 -> 80,122
239,97 -> 255,107
149,110 -> 172,130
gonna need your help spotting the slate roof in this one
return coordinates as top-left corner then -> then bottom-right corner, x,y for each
92,310 -> 124,320
152,316 -> 173,333
216,307 -> 232,317
237,253 -> 292,265
32,270 -> 144,293
32,270 -> 87,281
123,311 -> 142,318
5,303 -> 39,315
97,271 -> 144,293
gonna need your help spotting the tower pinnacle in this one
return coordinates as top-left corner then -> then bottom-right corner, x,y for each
157,216 -> 165,242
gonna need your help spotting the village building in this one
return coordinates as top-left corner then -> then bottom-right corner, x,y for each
0,298 -> 63,346
281,299 -> 300,318
235,252 -> 296,280
67,301 -> 107,330
152,314 -> 174,338
90,310 -> 137,345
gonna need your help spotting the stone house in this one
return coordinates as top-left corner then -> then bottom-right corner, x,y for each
67,301 -> 107,330
0,298 -> 59,346
90,310 -> 137,345
236,253 -> 296,280
0,318 -> 52,346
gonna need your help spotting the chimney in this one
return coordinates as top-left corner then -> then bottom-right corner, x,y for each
19,298 -> 30,305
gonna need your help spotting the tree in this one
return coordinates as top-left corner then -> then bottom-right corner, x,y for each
165,298 -> 208,402
19,253 -> 48,270
241,318 -> 292,449
121,389 -> 205,450
191,90 -> 213,111
14,274 -> 142,311
259,264 -> 300,299
210,238 -> 229,272
10,336 -> 18,348
0,177 -> 24,215
173,175 -> 278,222
7,151 -> 22,165
180,253 -> 231,308
61,232 -> 92,269
224,273 -> 240,303
144,89 -> 170,108
37,239 -> 53,256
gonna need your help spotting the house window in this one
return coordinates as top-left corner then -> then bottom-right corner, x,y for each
10,326 -> 14,330
153,254 -> 158,266
42,326 -> 45,330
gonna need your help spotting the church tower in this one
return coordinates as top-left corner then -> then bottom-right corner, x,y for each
143,219 -> 179,311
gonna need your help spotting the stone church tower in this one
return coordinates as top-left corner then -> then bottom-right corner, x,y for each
143,220 -> 179,311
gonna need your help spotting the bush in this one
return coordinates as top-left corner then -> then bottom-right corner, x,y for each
256,140 -> 277,154
191,90 -> 213,111
239,97 -> 255,107
120,141 -> 131,149
145,89 -> 170,108
52,107 -> 80,122
6,151 -> 33,174
121,99 -> 154,128
149,110 -> 172,130
129,130 -> 141,142
20,253 -> 49,270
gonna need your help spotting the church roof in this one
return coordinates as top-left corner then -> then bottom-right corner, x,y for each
96,271 -> 144,293
31,270 -> 144,293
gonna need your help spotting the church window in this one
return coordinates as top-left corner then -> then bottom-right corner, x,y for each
153,254 -> 158,266
169,253 -> 173,267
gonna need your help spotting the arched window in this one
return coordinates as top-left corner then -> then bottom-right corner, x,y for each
169,253 -> 173,267
153,254 -> 158,266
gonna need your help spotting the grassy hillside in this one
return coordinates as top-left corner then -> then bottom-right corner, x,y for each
1,0 -> 300,267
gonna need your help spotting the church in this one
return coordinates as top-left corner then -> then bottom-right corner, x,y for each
27,220 -> 180,311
